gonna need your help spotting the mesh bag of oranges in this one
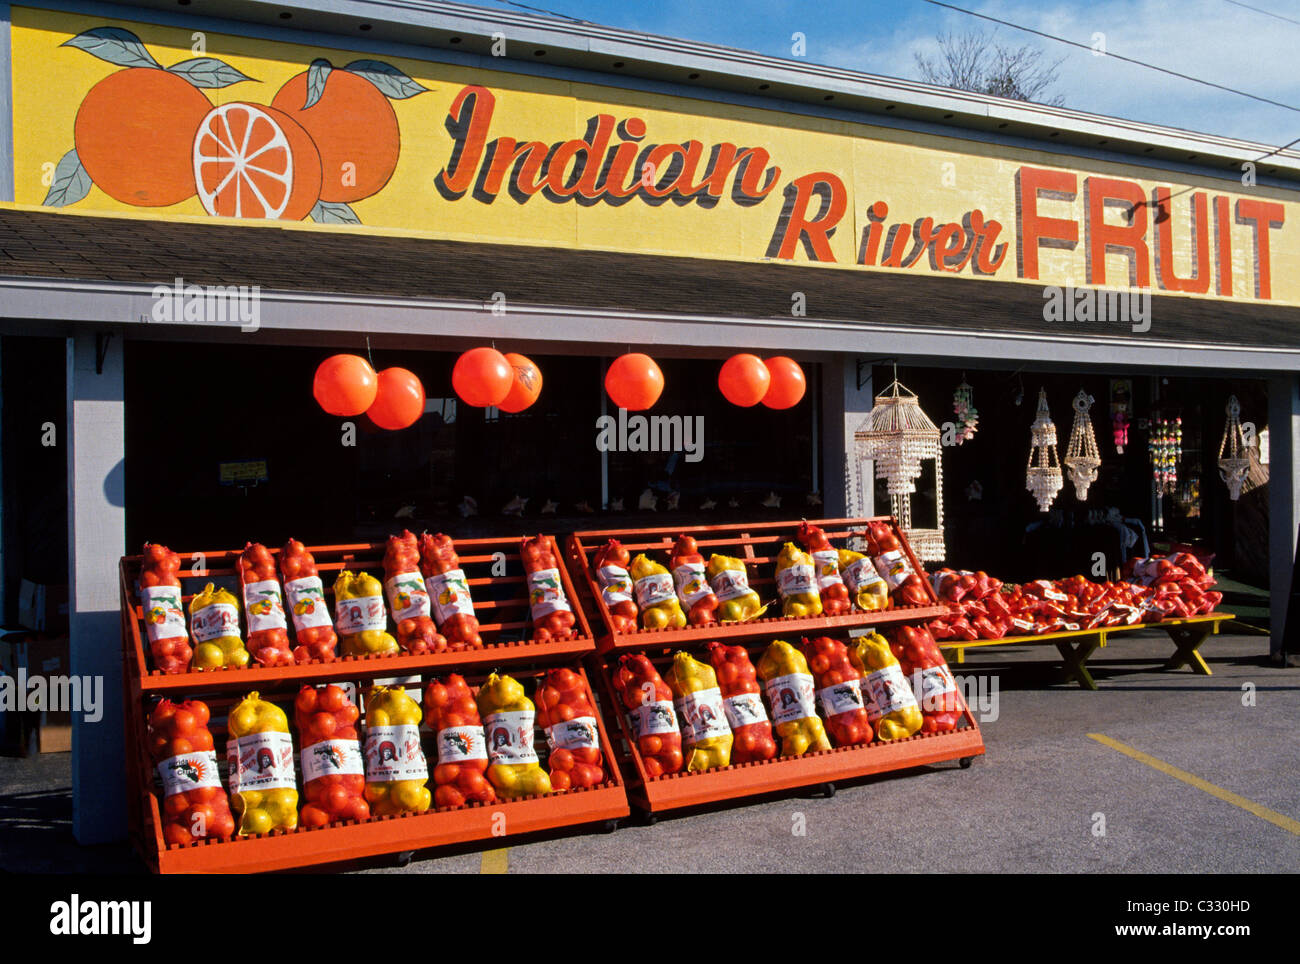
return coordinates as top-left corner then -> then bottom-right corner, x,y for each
801,636 -> 872,747
383,530 -> 446,654
237,542 -> 294,667
630,554 -> 686,630
664,652 -> 733,772
424,674 -> 496,808
279,538 -> 339,662
189,583 -> 250,670
333,570 -> 399,657
419,532 -> 484,649
363,685 -> 432,816
535,667 -> 606,790
706,642 -> 777,763
756,640 -> 831,757
612,654 -> 684,777
149,698 -> 236,845
294,684 -> 368,827
774,543 -> 823,618
476,673 -> 553,799
226,692 -> 299,835
139,543 -> 191,674
850,632 -> 922,741
593,539 -> 638,632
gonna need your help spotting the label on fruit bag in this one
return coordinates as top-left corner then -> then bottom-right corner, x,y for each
335,594 -> 386,635
242,579 -> 287,634
776,563 -> 817,598
811,550 -> 846,590
817,680 -> 866,717
1010,617 -> 1035,633
227,731 -> 296,792
157,750 -> 222,796
527,568 -> 571,618
842,557 -> 886,593
710,567 -> 753,602
140,586 -> 187,642
627,700 -> 679,738
364,724 -> 427,782
191,602 -> 239,643
546,716 -> 600,751
765,672 -> 817,724
723,692 -> 768,729
385,571 -> 432,622
673,561 -> 713,609
634,572 -> 676,608
597,565 -> 633,606
873,550 -> 913,589
483,711 -> 540,766
425,569 -> 476,623
674,687 -> 730,743
860,664 -> 918,722
915,664 -> 958,707
436,725 -> 488,764
301,738 -> 364,783
284,576 -> 332,631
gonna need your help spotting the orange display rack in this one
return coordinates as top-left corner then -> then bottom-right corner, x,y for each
566,517 -> 950,654
595,638 -> 984,816
120,536 -> 628,874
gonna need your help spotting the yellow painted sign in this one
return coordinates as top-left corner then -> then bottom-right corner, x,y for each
9,6 -> 1298,307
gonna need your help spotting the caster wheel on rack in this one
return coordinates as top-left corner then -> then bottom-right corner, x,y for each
395,850 -> 415,867
602,819 -> 620,834
959,756 -> 974,770
639,811 -> 658,827
821,782 -> 837,798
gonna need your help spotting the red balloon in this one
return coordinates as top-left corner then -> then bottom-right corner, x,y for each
762,357 -> 806,409
313,354 -> 378,416
718,354 -> 771,407
497,353 -> 543,413
452,348 -> 513,407
605,353 -> 664,411
366,367 -> 426,430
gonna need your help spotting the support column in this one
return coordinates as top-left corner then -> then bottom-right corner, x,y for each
1267,374 -> 1300,658
67,329 -> 126,844
820,355 -> 874,517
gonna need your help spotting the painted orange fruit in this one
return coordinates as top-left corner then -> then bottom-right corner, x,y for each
192,102 -> 322,221
73,67 -> 213,207
271,69 -> 399,203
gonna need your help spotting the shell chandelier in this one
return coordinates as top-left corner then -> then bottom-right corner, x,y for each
855,379 -> 945,561
1217,396 -> 1250,501
1064,390 -> 1101,501
1025,388 -> 1063,512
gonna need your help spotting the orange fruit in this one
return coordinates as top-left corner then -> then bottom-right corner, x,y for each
74,67 -> 213,207
271,69 -> 399,203
193,102 -> 322,221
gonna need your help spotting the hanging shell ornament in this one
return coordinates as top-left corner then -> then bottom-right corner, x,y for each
1063,390 -> 1101,501
1025,389 -> 1063,512
1218,396 -> 1251,501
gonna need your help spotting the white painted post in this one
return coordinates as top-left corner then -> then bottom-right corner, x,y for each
66,329 -> 126,843
820,356 -> 875,518
1268,375 -> 1300,657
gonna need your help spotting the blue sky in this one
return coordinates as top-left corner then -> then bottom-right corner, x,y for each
480,0 -> 1300,149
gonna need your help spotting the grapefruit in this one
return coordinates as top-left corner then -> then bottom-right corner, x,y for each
193,102 -> 322,221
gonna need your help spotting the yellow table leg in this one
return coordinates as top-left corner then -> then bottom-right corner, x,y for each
1055,636 -> 1101,690
1162,625 -> 1213,675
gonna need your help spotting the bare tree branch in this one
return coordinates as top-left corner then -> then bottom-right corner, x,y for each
914,28 -> 1066,107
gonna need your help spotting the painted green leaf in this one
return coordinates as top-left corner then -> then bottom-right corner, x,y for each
304,58 -> 333,109
61,27 -> 162,69
167,57 -> 256,89
43,149 -> 92,207
343,59 -> 429,99
310,200 -> 361,225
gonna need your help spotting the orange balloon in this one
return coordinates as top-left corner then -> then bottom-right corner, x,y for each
367,367 -> 426,430
762,357 -> 806,409
313,354 -> 378,416
452,348 -> 513,407
605,353 -> 664,411
718,354 -> 772,407
498,353 -> 543,413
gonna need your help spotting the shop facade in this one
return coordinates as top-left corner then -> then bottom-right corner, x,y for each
0,0 -> 1297,845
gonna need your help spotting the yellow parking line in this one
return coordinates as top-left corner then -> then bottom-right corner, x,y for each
1089,733 -> 1300,836
480,847 -> 509,873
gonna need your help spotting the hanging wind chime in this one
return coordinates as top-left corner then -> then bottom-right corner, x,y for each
1149,414 -> 1182,497
952,377 -> 978,444
1218,396 -> 1251,500
1025,389 -> 1063,512
855,379 -> 945,561
1064,390 -> 1101,500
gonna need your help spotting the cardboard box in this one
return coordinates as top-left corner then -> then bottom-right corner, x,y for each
18,580 -> 70,634
0,633 -> 73,755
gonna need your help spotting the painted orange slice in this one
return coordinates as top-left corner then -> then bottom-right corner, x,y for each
193,102 -> 322,220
